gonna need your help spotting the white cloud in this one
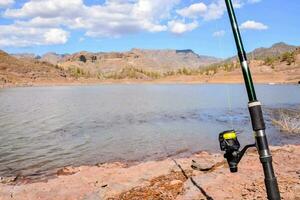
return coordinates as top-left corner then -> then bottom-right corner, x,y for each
0,0 -> 14,8
204,0 -> 242,21
248,0 -> 261,3
176,3 -> 207,19
232,1 -> 243,8
203,0 -> 226,21
4,0 -> 83,18
3,0 -> 180,39
0,0 -> 264,47
168,20 -> 198,34
240,20 -> 268,30
213,30 -> 225,37
44,29 -> 69,44
177,0 -> 250,21
176,0 -> 226,21
15,17 -> 64,28
0,25 -> 69,47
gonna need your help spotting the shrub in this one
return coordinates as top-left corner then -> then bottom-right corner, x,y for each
281,52 -> 295,65
68,67 -> 87,78
79,55 -> 87,63
264,57 -> 277,66
271,109 -> 300,134
104,67 -> 162,80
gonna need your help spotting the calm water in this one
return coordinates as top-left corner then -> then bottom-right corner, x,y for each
0,84 -> 299,178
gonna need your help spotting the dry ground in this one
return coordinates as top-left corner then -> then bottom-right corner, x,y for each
0,145 -> 299,200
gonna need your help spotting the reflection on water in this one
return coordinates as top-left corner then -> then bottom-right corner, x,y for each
0,84 -> 299,178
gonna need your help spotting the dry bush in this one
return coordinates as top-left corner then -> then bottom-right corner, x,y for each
271,109 -> 300,134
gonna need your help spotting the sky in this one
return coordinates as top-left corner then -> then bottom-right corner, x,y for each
0,0 -> 299,58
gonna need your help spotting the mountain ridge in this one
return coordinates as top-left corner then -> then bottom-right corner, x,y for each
10,42 -> 298,65
248,42 -> 298,59
1,42 -> 299,87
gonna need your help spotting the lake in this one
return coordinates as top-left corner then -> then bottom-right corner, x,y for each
0,84 -> 299,179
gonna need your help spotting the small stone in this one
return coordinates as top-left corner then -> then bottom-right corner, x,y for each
191,160 -> 214,171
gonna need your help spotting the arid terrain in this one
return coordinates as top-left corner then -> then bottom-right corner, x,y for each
0,42 -> 299,87
1,43 -> 299,200
0,145 -> 299,200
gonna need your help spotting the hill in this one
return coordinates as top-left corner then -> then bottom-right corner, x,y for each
201,47 -> 300,84
1,42 -> 300,87
55,48 -> 221,77
0,50 -> 73,87
40,52 -> 68,65
249,42 -> 298,60
11,53 -> 38,59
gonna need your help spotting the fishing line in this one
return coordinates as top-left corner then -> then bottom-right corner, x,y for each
225,86 -> 234,129
215,19 -> 234,130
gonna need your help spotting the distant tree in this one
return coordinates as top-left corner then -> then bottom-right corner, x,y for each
79,55 -> 87,63
281,52 -> 295,65
264,57 -> 276,66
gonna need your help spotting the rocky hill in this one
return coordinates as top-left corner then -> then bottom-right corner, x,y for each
227,42 -> 298,62
56,48 -> 221,75
0,50 -> 72,87
249,42 -> 298,60
40,52 -> 68,65
1,42 -> 299,87
43,43 -> 297,75
11,53 -> 38,59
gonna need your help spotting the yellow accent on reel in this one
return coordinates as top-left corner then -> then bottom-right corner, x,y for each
223,131 -> 237,140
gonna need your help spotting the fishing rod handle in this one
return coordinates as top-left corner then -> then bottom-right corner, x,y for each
250,101 -> 281,200
262,158 -> 281,200
255,130 -> 281,200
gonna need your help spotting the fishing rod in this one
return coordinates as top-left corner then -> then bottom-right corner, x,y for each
218,0 -> 281,199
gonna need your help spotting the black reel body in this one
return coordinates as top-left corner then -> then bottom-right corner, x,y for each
219,130 -> 240,152
219,130 -> 255,173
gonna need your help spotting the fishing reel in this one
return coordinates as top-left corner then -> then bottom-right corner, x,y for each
219,130 -> 255,173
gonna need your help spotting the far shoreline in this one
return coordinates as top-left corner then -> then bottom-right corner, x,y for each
1,79 -> 299,89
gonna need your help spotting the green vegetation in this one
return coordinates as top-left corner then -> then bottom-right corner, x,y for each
263,56 -> 278,66
101,62 -> 239,80
104,67 -> 161,79
65,48 -> 299,80
281,52 -> 295,65
263,48 -> 299,66
68,67 -> 89,78
201,61 -> 237,75
65,62 -> 239,80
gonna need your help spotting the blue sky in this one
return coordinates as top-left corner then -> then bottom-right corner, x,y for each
0,0 -> 299,58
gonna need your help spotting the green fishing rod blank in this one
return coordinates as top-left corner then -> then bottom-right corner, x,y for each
221,0 -> 281,199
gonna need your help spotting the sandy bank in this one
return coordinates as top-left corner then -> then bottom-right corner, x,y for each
2,63 -> 300,89
0,75 -> 298,89
0,145 -> 299,200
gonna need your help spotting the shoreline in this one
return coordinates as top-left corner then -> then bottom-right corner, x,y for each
1,78 -> 298,89
0,148 -> 209,184
0,144 -> 299,199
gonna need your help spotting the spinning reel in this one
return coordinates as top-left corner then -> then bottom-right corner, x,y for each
219,130 -> 255,173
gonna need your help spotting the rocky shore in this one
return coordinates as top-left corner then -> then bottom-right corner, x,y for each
0,145 -> 299,200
